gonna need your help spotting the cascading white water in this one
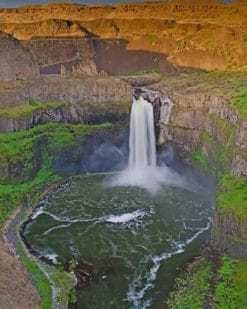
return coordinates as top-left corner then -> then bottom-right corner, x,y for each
110,91 -> 186,192
128,96 -> 156,170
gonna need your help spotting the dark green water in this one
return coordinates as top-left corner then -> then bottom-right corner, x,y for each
23,173 -> 213,308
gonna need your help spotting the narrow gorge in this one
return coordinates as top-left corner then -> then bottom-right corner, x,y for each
0,1 -> 246,309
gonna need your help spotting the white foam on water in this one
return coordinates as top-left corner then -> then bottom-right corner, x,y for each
179,220 -> 211,248
40,207 -> 147,228
31,207 -> 44,219
111,165 -> 187,193
126,221 -> 211,308
42,211 -> 96,224
105,209 -> 146,224
44,252 -> 58,264
42,223 -> 72,236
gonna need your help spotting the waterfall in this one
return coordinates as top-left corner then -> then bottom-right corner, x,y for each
109,89 -> 184,192
128,96 -> 156,170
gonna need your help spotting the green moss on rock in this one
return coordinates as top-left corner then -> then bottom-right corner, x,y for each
216,175 -> 247,219
192,132 -> 227,176
0,101 -> 66,119
0,122 -> 112,172
0,152 -> 60,227
17,245 -> 52,309
209,113 -> 235,141
214,255 -> 247,308
167,258 -> 213,309
231,91 -> 247,119
192,149 -> 210,171
167,254 -> 247,309
0,122 -> 113,226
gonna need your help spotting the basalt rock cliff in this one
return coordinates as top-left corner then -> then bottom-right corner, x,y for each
139,82 -> 247,257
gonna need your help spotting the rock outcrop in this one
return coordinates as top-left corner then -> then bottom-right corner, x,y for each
0,76 -> 131,108
0,76 -> 132,133
0,32 -> 39,81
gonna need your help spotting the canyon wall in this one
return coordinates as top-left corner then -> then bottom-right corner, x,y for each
0,76 -> 132,133
144,84 -> 247,258
0,1 -> 246,72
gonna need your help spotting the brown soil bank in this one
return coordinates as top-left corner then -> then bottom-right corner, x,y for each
0,0 -> 246,71
0,228 -> 40,309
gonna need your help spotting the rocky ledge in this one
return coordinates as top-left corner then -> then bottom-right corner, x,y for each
0,75 -> 132,133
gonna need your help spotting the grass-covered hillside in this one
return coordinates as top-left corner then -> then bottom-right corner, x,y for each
0,122 -> 112,227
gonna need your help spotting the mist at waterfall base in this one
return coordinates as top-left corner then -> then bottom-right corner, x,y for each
108,96 -> 191,193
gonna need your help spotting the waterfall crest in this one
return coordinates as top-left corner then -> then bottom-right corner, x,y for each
128,96 -> 156,170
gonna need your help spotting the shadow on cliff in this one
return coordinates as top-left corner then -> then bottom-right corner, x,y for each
38,37 -> 177,75
92,38 -> 176,75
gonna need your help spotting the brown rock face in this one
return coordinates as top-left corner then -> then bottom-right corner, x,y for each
0,19 -> 88,41
0,75 -> 131,108
23,37 -> 94,65
211,211 -> 247,258
0,32 -> 39,81
0,236 -> 40,309
150,84 -> 246,178
0,0 -> 246,71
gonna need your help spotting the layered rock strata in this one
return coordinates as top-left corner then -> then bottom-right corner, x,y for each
0,1 -> 246,71
141,86 -> 247,257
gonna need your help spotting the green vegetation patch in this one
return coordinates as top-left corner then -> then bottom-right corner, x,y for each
214,255 -> 247,309
167,255 -> 247,309
231,91 -> 247,119
192,149 -> 210,171
49,266 -> 76,304
147,34 -> 157,45
0,122 -> 112,169
216,174 -> 247,219
0,122 -> 113,225
167,258 -> 213,309
0,101 -> 66,119
192,133 -> 227,176
0,151 -> 60,227
17,245 -> 52,309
